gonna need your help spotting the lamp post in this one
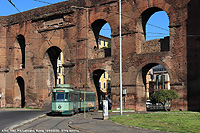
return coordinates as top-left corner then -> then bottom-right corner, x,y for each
119,0 -> 123,115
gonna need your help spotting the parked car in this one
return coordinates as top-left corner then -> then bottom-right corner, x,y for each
146,100 -> 152,109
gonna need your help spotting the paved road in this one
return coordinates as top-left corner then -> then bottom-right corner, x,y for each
13,112 -> 169,133
15,115 -> 79,133
0,109 -> 48,131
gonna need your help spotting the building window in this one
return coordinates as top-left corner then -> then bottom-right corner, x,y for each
104,40 -> 106,47
98,39 -> 101,46
156,75 -> 159,89
59,78 -> 61,84
104,73 -> 106,79
104,82 -> 106,89
58,66 -> 62,73
161,75 -> 165,89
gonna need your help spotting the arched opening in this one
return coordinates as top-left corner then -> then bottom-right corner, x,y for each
57,52 -> 64,85
93,69 -> 105,110
44,46 -> 62,87
92,19 -> 107,46
146,11 -> 169,41
16,34 -> 25,68
16,76 -> 25,108
136,8 -> 170,53
99,71 -> 112,110
136,63 -> 171,111
91,19 -> 112,57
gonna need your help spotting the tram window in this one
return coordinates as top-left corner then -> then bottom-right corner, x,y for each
75,94 -> 78,101
70,93 -> 74,101
56,93 -> 65,101
86,94 -> 90,101
65,93 -> 68,101
81,94 -> 84,102
52,92 -> 56,101
68,93 -> 71,101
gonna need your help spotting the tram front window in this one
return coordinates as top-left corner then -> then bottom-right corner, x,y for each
56,93 -> 65,101
52,92 -> 56,101
65,93 -> 68,101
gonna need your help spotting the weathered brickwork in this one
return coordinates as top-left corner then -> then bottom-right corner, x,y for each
0,0 -> 199,111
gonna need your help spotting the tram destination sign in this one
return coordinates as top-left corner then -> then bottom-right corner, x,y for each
56,90 -> 65,92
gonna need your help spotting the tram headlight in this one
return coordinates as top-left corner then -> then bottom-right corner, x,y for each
58,105 -> 62,109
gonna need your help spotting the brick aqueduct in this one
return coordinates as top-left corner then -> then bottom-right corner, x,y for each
0,0 -> 199,111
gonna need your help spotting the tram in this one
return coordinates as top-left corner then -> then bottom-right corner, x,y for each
52,84 -> 96,115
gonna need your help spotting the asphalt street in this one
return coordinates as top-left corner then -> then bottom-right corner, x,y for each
0,109 -> 49,131
15,115 -> 79,133
12,112 -> 169,133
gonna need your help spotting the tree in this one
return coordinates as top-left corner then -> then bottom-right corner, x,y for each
150,89 -> 178,111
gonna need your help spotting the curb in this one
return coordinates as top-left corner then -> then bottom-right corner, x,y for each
5,114 -> 47,130
68,122 -> 94,133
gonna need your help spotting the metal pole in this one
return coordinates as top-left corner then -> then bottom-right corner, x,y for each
119,0 -> 123,115
84,8 -> 89,118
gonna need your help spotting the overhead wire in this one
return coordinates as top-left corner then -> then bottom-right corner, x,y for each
33,0 -> 52,5
6,0 -> 174,42
7,0 -> 54,46
7,0 -> 195,42
5,0 -> 200,47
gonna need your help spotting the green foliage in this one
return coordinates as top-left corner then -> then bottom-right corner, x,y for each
109,112 -> 200,133
150,89 -> 178,111
167,89 -> 179,101
107,42 -> 111,48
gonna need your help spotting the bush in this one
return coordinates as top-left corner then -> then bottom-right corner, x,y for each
150,89 -> 178,111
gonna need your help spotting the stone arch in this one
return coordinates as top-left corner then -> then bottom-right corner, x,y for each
88,61 -> 112,109
135,61 -> 173,111
134,0 -> 177,54
91,19 -> 108,47
37,38 -> 70,66
137,60 -> 174,82
136,7 -> 170,53
14,76 -> 25,108
14,34 -> 25,69
44,46 -> 62,87
93,69 -> 105,109
88,19 -> 112,59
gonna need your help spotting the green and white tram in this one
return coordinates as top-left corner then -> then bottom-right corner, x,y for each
52,84 -> 96,115
52,84 -> 79,115
77,91 -> 96,112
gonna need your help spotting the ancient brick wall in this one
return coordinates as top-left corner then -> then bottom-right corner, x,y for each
0,0 -> 197,111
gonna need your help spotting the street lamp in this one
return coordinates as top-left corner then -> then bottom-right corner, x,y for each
119,0 -> 123,116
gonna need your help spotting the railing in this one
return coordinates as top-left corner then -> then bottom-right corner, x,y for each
147,103 -> 170,111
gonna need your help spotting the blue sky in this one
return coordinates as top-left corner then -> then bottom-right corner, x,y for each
0,0 -> 65,16
1,1 -> 169,40
100,11 -> 169,40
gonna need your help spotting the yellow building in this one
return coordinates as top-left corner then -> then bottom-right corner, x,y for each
98,35 -> 111,49
146,69 -> 153,99
57,52 -> 64,85
99,72 -> 111,99
146,65 -> 170,99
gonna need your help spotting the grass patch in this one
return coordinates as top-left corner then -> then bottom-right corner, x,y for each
109,112 -> 200,133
